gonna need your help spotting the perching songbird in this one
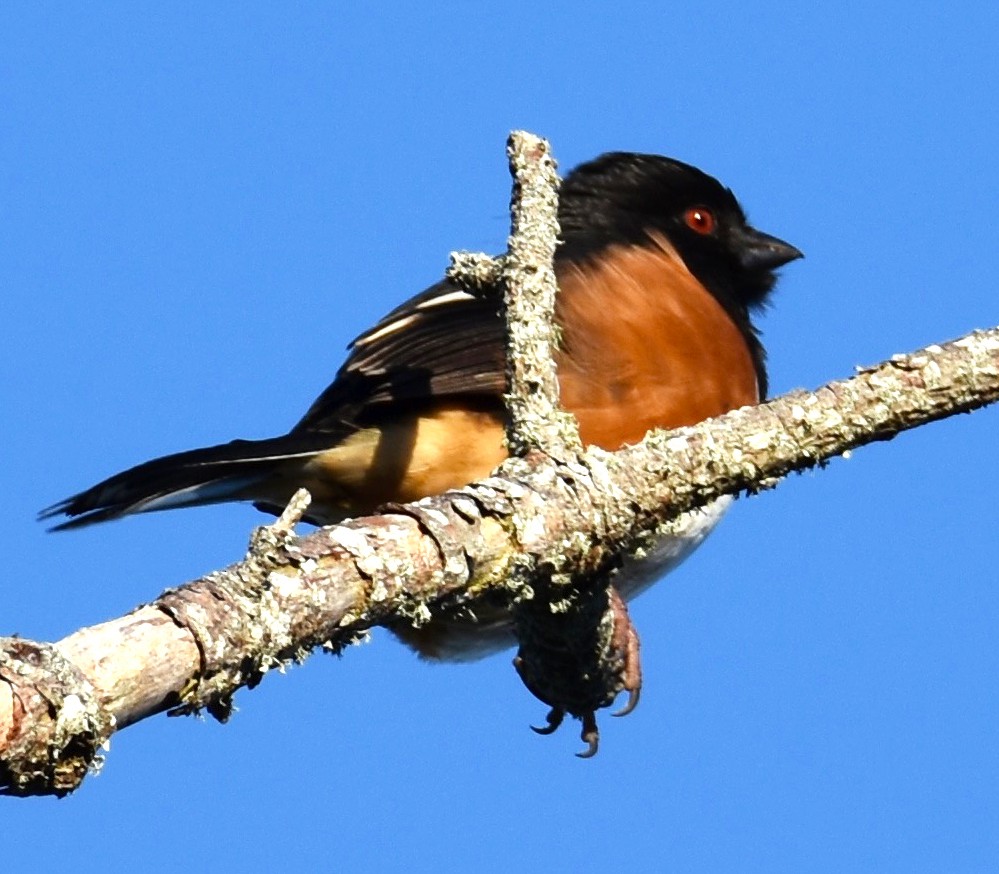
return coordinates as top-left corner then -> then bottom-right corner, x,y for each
43,151 -> 801,662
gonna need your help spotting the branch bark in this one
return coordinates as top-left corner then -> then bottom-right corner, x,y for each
3,134 -> 999,796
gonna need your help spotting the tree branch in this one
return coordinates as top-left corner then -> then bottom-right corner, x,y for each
3,134 -> 998,796
500,132 -> 581,457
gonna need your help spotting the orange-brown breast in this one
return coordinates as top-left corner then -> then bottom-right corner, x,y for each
555,234 -> 759,448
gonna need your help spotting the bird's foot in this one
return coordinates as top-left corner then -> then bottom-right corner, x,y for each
514,584 -> 642,757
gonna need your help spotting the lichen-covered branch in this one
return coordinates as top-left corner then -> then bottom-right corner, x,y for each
3,328 -> 997,795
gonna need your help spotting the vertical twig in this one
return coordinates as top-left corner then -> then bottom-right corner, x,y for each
501,131 -> 582,458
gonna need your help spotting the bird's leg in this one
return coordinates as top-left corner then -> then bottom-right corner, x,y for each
609,586 -> 642,717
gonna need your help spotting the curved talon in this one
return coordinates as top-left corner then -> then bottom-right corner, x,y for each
531,707 -> 565,736
612,687 -> 641,718
576,712 -> 600,759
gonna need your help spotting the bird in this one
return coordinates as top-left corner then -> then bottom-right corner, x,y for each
41,151 -> 801,662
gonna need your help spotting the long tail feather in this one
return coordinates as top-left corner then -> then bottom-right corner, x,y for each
40,434 -> 330,530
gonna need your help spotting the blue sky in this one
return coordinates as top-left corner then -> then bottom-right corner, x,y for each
4,4 -> 999,871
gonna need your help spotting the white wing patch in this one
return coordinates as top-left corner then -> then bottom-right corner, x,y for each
355,313 -> 420,346
414,289 -> 475,309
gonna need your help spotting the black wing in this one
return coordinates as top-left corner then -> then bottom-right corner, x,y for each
42,278 -> 512,530
292,278 -> 508,434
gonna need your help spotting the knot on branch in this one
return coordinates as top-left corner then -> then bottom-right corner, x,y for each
447,251 -> 504,296
157,491 -> 314,722
0,638 -> 114,797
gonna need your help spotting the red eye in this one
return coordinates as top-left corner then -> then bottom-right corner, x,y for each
684,207 -> 716,235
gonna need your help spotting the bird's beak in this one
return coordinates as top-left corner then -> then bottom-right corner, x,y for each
734,226 -> 803,272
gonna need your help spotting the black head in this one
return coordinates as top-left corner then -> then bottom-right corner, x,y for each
557,152 -> 802,311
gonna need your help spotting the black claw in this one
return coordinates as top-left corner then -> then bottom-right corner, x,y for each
531,707 -> 565,736
612,687 -> 641,718
576,712 -> 599,759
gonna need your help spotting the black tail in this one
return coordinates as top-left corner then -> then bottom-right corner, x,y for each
40,434 -> 331,531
